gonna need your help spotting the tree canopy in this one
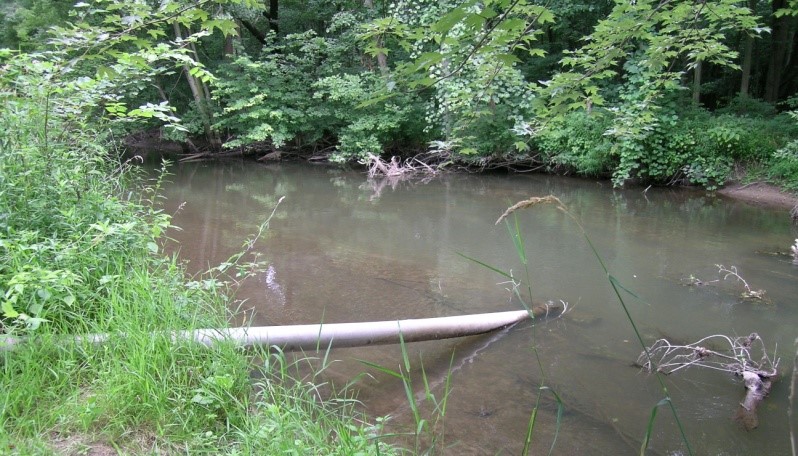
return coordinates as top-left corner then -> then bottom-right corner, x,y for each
2,0 -> 798,188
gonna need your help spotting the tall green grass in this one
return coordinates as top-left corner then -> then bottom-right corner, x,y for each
0,50 -> 393,454
486,196 -> 693,456
358,334 -> 454,454
460,211 -> 565,456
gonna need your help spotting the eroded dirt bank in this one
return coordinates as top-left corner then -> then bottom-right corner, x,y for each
717,181 -> 798,211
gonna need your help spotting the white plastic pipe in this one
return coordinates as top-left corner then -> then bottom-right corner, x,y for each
0,309 -> 537,352
195,309 -> 533,351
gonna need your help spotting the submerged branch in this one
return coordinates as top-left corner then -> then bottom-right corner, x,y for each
637,333 -> 779,431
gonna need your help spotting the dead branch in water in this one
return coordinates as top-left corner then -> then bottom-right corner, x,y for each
363,153 -> 446,179
637,333 -> 779,430
716,264 -> 768,301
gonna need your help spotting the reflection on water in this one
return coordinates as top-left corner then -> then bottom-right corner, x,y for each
159,161 -> 798,455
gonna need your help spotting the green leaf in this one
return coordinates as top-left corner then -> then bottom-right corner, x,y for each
495,53 -> 520,66
29,303 -> 43,316
456,252 -> 514,280
147,242 -> 159,254
414,52 -> 443,71
26,317 -> 47,331
36,289 -> 51,301
2,300 -> 19,318
356,359 -> 404,380
432,7 -> 469,33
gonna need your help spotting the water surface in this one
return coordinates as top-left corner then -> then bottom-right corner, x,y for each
160,161 -> 798,455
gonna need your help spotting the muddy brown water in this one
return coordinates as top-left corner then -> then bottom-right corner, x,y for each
158,161 -> 798,455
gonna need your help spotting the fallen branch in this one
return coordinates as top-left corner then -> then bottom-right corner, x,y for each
716,264 -> 768,301
364,153 -> 444,179
637,333 -> 779,431
736,370 -> 774,431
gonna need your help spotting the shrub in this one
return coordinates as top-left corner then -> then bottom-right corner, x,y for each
214,27 -> 426,161
767,136 -> 798,191
532,110 -> 614,176
528,102 -> 796,189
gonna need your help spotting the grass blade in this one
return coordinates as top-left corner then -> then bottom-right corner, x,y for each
456,252 -> 515,280
357,360 -> 404,380
542,386 -> 564,456
641,398 -> 670,455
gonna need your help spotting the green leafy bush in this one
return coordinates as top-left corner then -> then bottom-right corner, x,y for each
767,146 -> 798,190
0,52 -> 171,334
533,111 -> 614,176
214,23 -> 426,161
312,73 -> 425,162
529,102 -> 794,190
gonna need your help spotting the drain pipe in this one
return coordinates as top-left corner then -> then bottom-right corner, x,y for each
1,305 -> 562,352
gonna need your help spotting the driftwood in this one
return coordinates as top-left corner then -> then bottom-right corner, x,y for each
637,333 -> 779,431
736,370 -> 774,430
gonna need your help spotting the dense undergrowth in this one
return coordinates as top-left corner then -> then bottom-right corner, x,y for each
531,98 -> 798,190
0,50 -> 392,455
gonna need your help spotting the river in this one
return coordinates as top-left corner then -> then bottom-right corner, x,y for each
158,160 -> 797,455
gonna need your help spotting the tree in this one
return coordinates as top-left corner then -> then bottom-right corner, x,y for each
765,0 -> 794,101
740,0 -> 759,96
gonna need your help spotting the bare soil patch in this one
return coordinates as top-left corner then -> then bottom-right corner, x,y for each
717,181 -> 798,210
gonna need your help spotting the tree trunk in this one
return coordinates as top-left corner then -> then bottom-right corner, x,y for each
364,0 -> 389,75
173,22 -> 221,151
693,60 -> 702,104
223,25 -> 237,58
266,0 -> 279,35
782,28 -> 798,99
740,35 -> 754,96
239,18 -> 266,44
740,0 -> 757,97
765,0 -> 792,102
735,371 -> 774,431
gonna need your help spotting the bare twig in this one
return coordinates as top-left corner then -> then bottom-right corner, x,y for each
638,333 -> 779,430
715,264 -> 768,301
364,153 -> 444,179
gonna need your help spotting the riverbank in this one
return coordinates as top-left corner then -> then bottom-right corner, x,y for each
0,60 -> 395,453
717,181 -> 798,211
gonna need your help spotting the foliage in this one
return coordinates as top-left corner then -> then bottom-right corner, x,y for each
351,0 -> 795,188
768,134 -> 798,191
214,32 -> 334,150
533,111 -> 614,176
214,23 -> 426,161
314,73 -> 426,162
0,0 -> 72,50
525,0 -> 765,187
0,2 -> 397,453
535,0 -> 763,118
362,0 -> 553,157
531,99 -> 795,189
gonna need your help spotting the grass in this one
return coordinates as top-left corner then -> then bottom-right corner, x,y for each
0,50 -> 394,455
487,195 -> 693,456
358,334 -> 455,454
0,217 -> 393,454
